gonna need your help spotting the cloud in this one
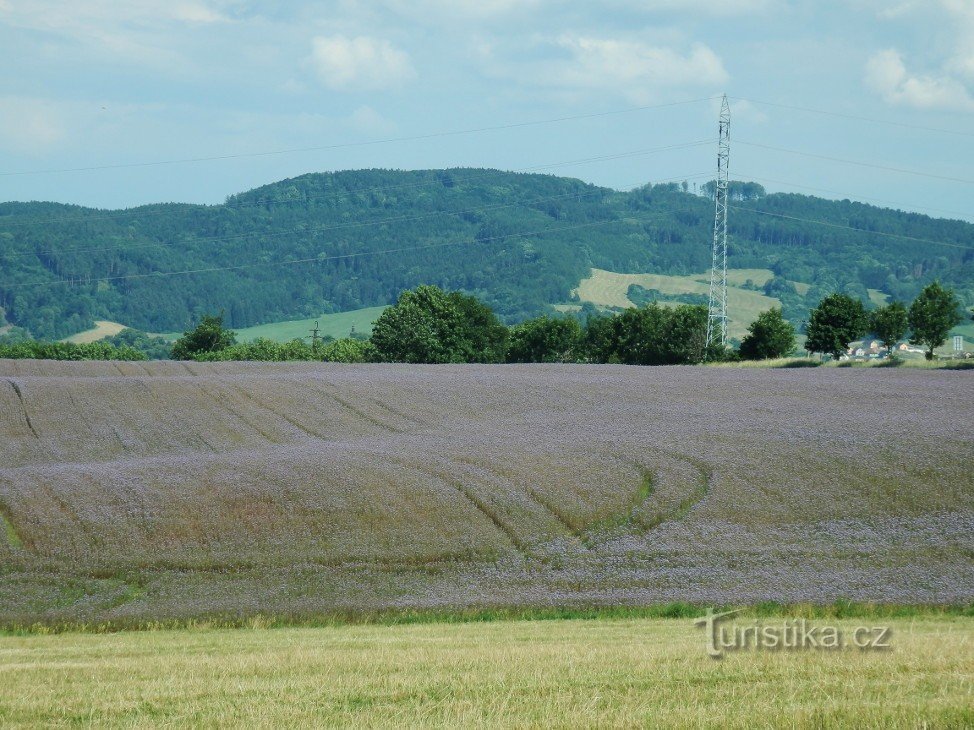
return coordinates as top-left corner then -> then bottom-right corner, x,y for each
0,1 -> 233,72
863,0 -> 974,110
170,3 -> 229,24
519,36 -> 727,102
381,0 -> 541,21
616,0 -> 776,15
308,35 -> 415,91
0,97 -> 67,155
865,49 -> 974,111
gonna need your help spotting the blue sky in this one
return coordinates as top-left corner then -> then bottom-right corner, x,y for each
1,0 -> 972,221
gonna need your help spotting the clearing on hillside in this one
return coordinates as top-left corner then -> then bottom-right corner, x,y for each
62,320 -> 127,344
0,360 -> 970,626
573,268 -> 782,339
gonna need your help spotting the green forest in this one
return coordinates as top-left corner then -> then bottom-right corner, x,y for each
1,168 -> 972,339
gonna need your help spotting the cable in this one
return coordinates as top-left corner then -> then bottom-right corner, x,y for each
730,96 -> 974,139
0,139 -> 711,229
9,172 -> 710,290
12,172 -> 712,260
12,214 -> 655,291
737,140 -> 974,185
0,96 -> 718,177
729,205 -> 974,251
2,148 -> 712,260
733,172 -> 972,221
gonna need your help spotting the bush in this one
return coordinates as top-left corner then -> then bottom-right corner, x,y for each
171,314 -> 236,360
0,340 -> 147,361
506,316 -> 582,363
321,338 -> 377,363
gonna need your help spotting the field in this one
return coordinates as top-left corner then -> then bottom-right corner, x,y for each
152,305 -> 387,343
572,268 -> 782,340
62,320 -> 127,344
1,616 -> 971,727
0,359 -> 971,627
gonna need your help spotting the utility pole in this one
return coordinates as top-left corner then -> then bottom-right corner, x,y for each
706,94 -> 731,353
308,321 -> 321,354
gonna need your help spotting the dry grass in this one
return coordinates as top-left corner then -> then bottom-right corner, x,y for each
61,320 -> 127,344
0,360 -> 971,626
0,616 -> 970,727
573,268 -> 781,339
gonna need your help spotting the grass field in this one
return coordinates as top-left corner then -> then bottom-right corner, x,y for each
572,268 -> 782,340
156,305 -> 387,343
0,616 -> 970,727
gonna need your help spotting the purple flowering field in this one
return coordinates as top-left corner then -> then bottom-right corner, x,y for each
0,359 -> 971,625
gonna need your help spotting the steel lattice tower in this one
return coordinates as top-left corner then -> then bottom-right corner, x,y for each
706,95 -> 731,351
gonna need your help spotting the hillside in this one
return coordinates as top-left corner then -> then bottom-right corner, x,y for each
2,169 -> 973,340
1,360 -> 970,626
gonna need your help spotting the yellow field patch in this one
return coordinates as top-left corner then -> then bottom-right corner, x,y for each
691,267 -> 776,288
62,320 -> 127,344
573,268 -> 782,339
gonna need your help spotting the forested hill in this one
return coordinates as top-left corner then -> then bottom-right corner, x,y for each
1,168 -> 972,339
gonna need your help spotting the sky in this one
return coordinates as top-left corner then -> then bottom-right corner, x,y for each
0,0 -> 972,221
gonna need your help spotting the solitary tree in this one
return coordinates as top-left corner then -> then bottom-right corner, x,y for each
805,293 -> 868,359
908,282 -> 963,360
870,302 -> 909,356
170,313 -> 236,360
739,308 -> 796,360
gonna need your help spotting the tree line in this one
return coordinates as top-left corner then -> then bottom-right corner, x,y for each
1,282 -> 965,364
2,169 -> 972,341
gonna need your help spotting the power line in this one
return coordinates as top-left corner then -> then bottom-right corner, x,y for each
13,171 -> 708,289
0,140 -> 711,229
729,205 -> 974,251
733,172 -> 972,221
1,175 -> 659,260
3,157 -> 713,260
730,96 -> 974,139
737,140 -> 974,185
12,212 -> 663,291
0,96 -> 718,177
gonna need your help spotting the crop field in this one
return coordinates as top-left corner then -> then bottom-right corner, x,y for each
62,320 -> 127,344
156,305 -> 387,343
1,615 -> 971,727
573,268 -> 783,339
0,359 -> 971,627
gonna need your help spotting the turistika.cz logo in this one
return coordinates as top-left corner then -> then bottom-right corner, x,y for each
694,608 -> 893,659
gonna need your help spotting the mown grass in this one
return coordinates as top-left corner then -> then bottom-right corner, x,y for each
572,267 -> 782,340
0,616 -> 970,727
4,603 -> 971,636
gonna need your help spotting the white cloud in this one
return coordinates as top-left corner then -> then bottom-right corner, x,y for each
616,0 -> 776,15
865,49 -> 974,112
864,0 -> 974,111
170,3 -> 229,24
308,35 -> 415,91
0,97 -> 67,155
0,1 -> 233,72
381,0 -> 541,21
520,36 -> 727,102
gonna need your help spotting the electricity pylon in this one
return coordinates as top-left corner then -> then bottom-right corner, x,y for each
706,94 -> 731,352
